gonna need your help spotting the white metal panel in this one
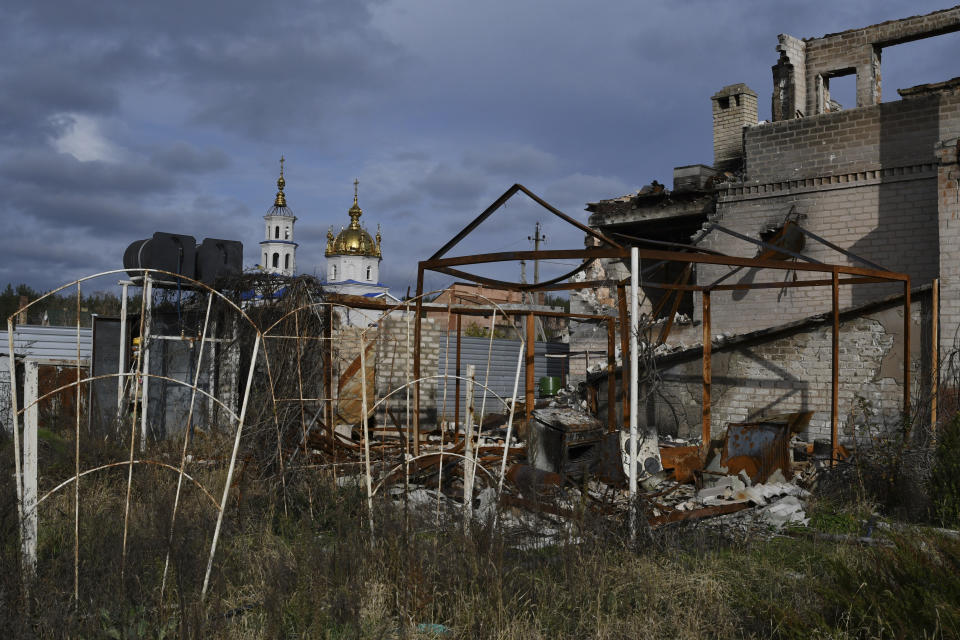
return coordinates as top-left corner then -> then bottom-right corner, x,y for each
0,325 -> 92,362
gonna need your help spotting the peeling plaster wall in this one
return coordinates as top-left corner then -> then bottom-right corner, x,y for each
644,290 -> 929,443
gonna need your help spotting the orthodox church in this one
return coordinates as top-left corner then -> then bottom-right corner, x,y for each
323,179 -> 401,325
256,164 -> 398,325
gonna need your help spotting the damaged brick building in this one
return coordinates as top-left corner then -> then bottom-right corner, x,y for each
576,6 -> 960,444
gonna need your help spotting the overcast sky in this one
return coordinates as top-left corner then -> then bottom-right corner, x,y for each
2,0 -> 958,295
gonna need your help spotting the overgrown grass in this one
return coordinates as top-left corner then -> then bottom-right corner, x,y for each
2,430 -> 960,638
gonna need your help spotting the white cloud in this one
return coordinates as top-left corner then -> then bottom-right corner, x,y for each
48,113 -> 122,162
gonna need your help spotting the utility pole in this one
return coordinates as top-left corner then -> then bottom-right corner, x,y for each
520,259 -> 527,305
528,222 -> 546,305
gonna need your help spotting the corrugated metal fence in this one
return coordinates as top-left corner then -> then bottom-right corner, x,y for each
437,336 -> 567,422
1,325 -> 93,432
0,325 -> 93,361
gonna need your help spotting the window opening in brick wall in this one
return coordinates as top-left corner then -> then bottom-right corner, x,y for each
880,32 -> 960,101
824,71 -> 856,112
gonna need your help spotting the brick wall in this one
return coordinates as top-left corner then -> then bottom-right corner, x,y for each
644,290 -> 928,443
937,138 -> 960,357
700,172 -> 938,333
697,89 -> 960,334
375,314 -> 446,424
743,92 -> 958,183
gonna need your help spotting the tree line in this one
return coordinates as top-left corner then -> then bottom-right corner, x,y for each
0,283 -> 124,328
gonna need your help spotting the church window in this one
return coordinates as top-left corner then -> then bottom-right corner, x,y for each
366,266 -> 371,280
272,253 -> 279,268
284,227 -> 290,240
284,254 -> 290,270
332,265 -> 337,279
263,252 -> 267,266
275,226 -> 280,239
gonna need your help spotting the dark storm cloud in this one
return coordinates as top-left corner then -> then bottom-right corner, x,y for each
149,143 -> 230,174
412,164 -> 488,209
2,0 -> 958,295
463,144 -> 559,178
1,0 -> 400,141
1,150 -> 175,196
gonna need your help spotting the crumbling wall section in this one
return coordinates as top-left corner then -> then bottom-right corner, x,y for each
647,292 -> 927,443
799,6 -> 960,114
568,323 -> 613,383
772,34 -> 806,120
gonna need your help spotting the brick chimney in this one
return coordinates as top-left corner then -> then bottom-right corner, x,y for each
711,84 -> 758,171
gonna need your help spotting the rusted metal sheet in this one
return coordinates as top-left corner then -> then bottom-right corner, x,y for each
721,412 -> 811,482
659,445 -> 702,483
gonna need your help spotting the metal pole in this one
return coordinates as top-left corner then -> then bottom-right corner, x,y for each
701,290 -> 711,449
117,282 -> 128,412
831,269 -> 839,465
455,313 -> 462,444
121,276 -> 149,582
932,278 -> 939,436
8,318 -> 23,526
22,360 -> 38,578
140,277 -> 153,451
497,342 -> 525,496
476,310 -> 497,431
629,248 -> 639,540
525,312 -> 535,425
413,266 -> 424,456
617,284 -> 629,431
468,312 -> 498,490
405,301 -> 411,447
73,282 -> 81,601
607,318 -> 616,432
463,365 -> 476,528
359,334 -> 374,538
904,279 -> 912,439
437,306 -> 452,522
161,292 -> 213,597
325,305 -> 334,447
202,333 -> 261,600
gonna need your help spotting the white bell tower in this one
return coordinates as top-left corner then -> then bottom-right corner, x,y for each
259,156 -> 297,276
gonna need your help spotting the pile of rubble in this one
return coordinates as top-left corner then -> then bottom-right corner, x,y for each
324,377 -> 830,542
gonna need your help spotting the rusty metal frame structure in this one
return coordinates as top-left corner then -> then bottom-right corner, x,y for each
412,183 -> 912,462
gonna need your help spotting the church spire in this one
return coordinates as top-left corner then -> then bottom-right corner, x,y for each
348,177 -> 362,229
274,156 -> 286,207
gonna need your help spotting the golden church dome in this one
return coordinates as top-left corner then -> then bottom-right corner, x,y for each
325,180 -> 382,258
